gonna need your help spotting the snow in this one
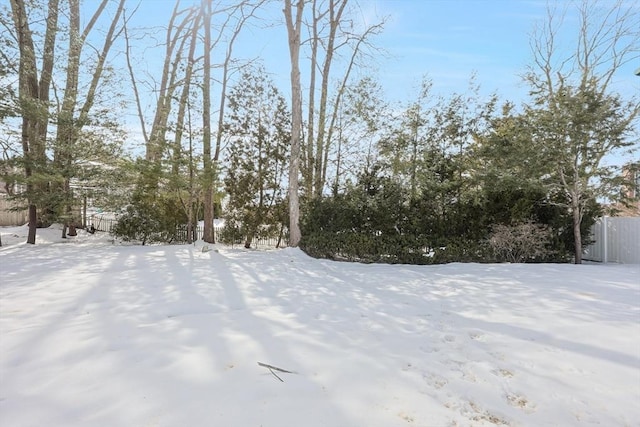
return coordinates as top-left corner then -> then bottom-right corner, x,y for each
1,224 -> 639,427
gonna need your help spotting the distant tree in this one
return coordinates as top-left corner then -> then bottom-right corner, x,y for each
223,67 -> 290,248
379,76 -> 498,241
378,78 -> 433,201
330,76 -> 388,195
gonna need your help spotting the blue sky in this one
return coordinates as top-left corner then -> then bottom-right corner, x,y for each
124,0 -> 639,105
115,0 -> 638,166
371,0 -> 540,100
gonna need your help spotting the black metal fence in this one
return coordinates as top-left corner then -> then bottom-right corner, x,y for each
90,216 -> 117,233
88,215 -> 287,248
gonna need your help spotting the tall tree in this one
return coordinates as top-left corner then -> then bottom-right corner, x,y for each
133,3 -> 196,167
303,0 -> 385,197
528,82 -> 637,263
223,67 -> 290,248
124,0 -> 263,245
167,7 -> 202,244
55,0 -> 125,238
201,0 -> 215,243
10,0 -> 60,243
304,0 -> 347,197
284,0 -> 304,247
205,0 -> 265,243
9,0 -> 127,243
525,0 -> 639,263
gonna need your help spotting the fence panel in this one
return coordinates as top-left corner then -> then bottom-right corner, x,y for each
584,217 -> 640,264
0,197 -> 28,226
90,215 -> 117,233
90,216 -> 287,248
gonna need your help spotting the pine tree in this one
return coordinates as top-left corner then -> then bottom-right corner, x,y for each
223,67 -> 291,248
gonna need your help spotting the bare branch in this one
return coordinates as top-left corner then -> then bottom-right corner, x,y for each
123,5 -> 149,144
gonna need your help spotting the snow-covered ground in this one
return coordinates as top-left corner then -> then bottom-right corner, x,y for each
1,225 -> 639,427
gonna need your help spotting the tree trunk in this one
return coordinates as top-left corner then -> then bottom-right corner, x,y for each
202,0 -> 215,244
27,205 -> 36,243
145,5 -> 194,164
313,0 -> 348,197
172,13 -> 201,176
10,0 -> 60,243
573,201 -> 582,264
284,0 -> 304,247
304,0 -> 319,193
54,0 -> 124,232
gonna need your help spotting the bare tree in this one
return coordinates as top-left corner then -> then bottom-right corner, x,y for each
284,0 -> 305,247
125,0 -> 204,226
55,0 -> 125,238
146,4 -> 196,166
525,0 -> 639,264
201,0 -> 215,243
124,0 -> 264,244
170,8 -> 202,244
320,19 -> 386,192
171,10 -> 202,177
299,0 -> 386,197
527,0 -> 639,99
310,0 -> 347,196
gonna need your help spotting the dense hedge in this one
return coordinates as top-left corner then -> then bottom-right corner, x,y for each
299,168 -> 592,264
301,232 -> 491,264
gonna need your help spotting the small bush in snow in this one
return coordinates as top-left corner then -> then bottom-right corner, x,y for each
488,221 -> 553,263
111,193 -> 185,245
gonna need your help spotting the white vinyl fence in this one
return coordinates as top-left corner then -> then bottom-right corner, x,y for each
583,216 -> 640,264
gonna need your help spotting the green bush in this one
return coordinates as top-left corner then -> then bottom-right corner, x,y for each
111,193 -> 187,245
299,164 -> 597,265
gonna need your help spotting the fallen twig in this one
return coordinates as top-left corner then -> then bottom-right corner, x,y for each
257,362 -> 296,382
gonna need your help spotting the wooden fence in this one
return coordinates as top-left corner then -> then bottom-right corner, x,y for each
583,216 -> 640,264
0,197 -> 28,226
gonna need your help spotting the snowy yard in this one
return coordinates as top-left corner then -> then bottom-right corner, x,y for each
1,225 -> 639,427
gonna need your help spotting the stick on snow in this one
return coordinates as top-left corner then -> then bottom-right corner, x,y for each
257,362 -> 296,382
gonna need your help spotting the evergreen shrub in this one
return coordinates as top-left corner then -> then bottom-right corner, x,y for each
111,193 -> 187,245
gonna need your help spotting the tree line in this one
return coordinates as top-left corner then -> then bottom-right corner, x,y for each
1,0 -> 638,264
